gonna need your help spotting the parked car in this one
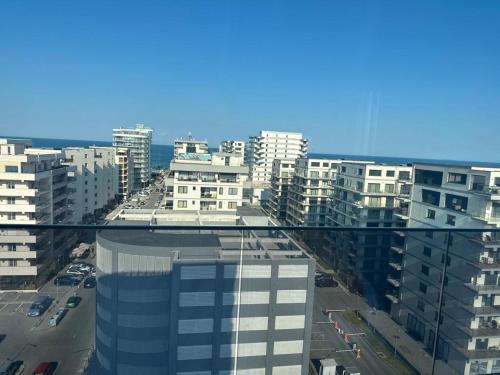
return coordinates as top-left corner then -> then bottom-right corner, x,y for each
48,308 -> 67,327
65,296 -> 82,308
71,263 -> 92,272
83,276 -> 96,288
0,360 -> 24,375
66,267 -> 88,276
315,275 -> 338,288
54,275 -> 80,286
27,296 -> 52,317
32,362 -> 57,375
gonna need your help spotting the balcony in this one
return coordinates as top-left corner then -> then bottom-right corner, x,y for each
389,262 -> 402,271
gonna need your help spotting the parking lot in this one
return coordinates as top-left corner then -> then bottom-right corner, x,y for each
0,260 -> 96,374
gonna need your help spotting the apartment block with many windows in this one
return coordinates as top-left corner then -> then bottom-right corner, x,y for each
398,164 -> 500,375
269,159 -> 296,222
115,147 -> 134,200
164,152 -> 249,211
286,158 -> 339,227
0,139 -> 75,290
219,140 -> 245,160
324,162 -> 412,308
63,147 -> 119,223
112,124 -> 153,189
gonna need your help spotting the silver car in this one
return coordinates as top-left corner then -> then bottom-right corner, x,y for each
48,308 -> 67,327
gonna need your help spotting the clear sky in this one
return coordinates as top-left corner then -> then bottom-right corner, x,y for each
0,0 -> 499,161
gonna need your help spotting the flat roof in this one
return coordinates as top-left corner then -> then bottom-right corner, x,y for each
99,230 -> 221,248
170,162 -> 248,174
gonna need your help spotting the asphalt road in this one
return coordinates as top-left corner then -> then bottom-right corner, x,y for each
0,261 -> 96,374
311,285 -> 410,375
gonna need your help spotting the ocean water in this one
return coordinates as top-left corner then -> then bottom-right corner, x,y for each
2,136 -> 499,168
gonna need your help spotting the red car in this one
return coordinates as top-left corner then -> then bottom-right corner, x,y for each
32,362 -> 58,375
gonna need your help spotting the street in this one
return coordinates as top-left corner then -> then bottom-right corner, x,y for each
311,284 -> 416,375
0,262 -> 96,374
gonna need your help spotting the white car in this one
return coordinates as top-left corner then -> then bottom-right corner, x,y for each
66,268 -> 87,276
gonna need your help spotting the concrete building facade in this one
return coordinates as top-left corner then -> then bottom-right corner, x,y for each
245,131 -> 308,184
286,158 -> 339,227
95,225 -> 315,375
164,153 -> 249,211
63,147 -> 119,223
324,162 -> 412,308
112,124 -> 153,189
219,140 -> 245,160
115,147 -> 134,200
397,164 -> 500,375
0,139 -> 75,290
268,159 -> 296,222
174,136 -> 209,160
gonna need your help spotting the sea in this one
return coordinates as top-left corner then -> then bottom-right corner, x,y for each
2,135 -> 499,169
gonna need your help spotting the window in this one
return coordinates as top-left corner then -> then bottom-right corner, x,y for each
322,162 -> 329,167
7,181 -> 15,189
7,244 -> 16,251
368,197 -> 381,207
385,184 -> 395,193
322,171 -> 329,178
228,202 -> 237,209
425,231 -> 434,239
7,213 -> 16,220
356,181 -> 363,191
398,171 -> 410,180
178,186 -> 188,194
369,169 -> 382,176
192,186 -> 196,191
446,214 -> 456,226
419,282 -> 427,294
415,169 -> 443,186
417,300 -> 425,312
219,187 -> 223,195
228,188 -> 238,195
311,162 -> 320,167
421,189 -> 440,206
423,246 -> 432,257
386,197 -> 394,207
218,202 -> 222,209
386,170 -> 395,177
7,197 -> 15,204
5,165 -> 18,172
426,209 -> 436,219
310,171 -> 319,178
358,168 -> 363,175
421,264 -> 429,276
445,194 -> 468,212
447,172 -> 467,185
341,166 -> 346,173
177,200 -> 187,208
368,183 -> 381,193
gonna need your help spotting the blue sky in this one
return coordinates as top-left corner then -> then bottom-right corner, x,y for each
0,1 -> 499,161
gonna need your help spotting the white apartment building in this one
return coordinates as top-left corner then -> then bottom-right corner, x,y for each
115,147 -> 134,200
269,159 -> 296,222
164,152 -> 249,211
173,136 -> 209,160
397,164 -> 500,375
219,139 -> 245,160
112,124 -> 153,189
286,158 -> 339,227
63,147 -> 119,223
324,162 -> 412,308
0,139 -> 75,290
246,130 -> 308,183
